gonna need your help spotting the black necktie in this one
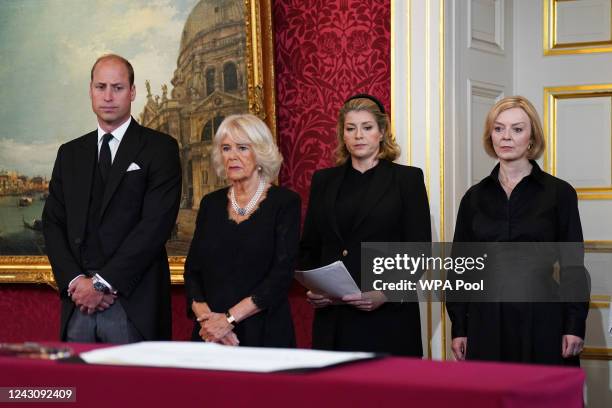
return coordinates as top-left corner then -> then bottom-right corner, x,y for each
99,133 -> 113,183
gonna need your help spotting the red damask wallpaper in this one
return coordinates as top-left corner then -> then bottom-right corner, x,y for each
274,0 -> 391,200
274,0 -> 392,348
0,1 -> 392,349
0,285 -> 315,347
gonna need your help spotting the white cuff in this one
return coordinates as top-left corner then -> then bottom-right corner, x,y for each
67,274 -> 85,292
94,273 -> 116,294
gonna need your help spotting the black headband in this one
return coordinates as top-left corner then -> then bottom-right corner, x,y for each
344,93 -> 386,114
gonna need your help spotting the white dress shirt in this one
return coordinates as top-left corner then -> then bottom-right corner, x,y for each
67,118 -> 132,294
96,116 -> 131,162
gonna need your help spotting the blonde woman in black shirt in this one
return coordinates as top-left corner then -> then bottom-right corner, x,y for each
447,96 -> 588,365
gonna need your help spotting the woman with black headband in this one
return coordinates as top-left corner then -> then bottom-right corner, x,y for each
299,94 -> 431,356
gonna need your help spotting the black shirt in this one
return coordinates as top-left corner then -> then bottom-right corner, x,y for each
447,161 -> 589,365
335,163 -> 378,238
454,161 -> 583,243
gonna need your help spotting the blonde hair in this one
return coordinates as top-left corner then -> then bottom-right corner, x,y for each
335,97 -> 400,165
212,114 -> 282,182
483,96 -> 545,160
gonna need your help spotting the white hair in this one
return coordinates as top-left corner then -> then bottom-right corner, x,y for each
212,114 -> 283,182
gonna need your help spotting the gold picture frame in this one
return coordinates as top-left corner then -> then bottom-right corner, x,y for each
543,0 -> 612,56
0,0 -> 276,287
543,84 -> 612,200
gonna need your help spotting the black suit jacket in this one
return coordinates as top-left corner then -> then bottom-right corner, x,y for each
299,159 -> 431,356
43,118 -> 182,340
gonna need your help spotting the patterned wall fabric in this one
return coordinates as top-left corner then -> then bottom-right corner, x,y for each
0,285 -> 314,347
0,2 -> 391,349
273,0 -> 391,348
274,0 -> 391,204
0,286 -> 194,342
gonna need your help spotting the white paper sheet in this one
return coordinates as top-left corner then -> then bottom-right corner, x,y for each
79,341 -> 374,372
295,261 -> 361,298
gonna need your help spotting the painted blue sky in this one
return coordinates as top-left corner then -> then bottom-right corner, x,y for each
0,0 -> 199,177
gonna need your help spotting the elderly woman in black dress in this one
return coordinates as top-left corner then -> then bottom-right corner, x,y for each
300,94 -> 431,356
184,114 -> 300,347
447,96 -> 588,365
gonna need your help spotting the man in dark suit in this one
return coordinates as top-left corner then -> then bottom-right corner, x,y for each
42,54 -> 181,343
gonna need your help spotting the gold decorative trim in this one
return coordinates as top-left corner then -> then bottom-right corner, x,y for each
391,0 -> 396,156
590,302 -> 610,309
245,0 -> 277,138
0,256 -> 55,288
439,0 -> 446,361
581,347 -> 612,360
543,0 -> 612,56
591,294 -> 612,301
391,0 -> 413,166
586,240 -> 612,252
543,84 -> 612,200
0,256 -> 187,287
1,1 -> 276,285
424,0 -> 432,359
169,257 -> 186,285
408,1 -> 413,165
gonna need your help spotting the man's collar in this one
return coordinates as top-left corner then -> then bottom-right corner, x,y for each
97,116 -> 132,144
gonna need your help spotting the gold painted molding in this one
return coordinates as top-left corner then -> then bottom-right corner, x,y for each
391,0 -> 412,165
169,257 -> 186,285
543,84 -> 612,200
591,294 -> 612,301
543,0 -> 612,56
0,256 -> 55,288
581,347 -> 612,360
245,0 -> 277,138
0,256 -> 187,288
439,0 -> 446,361
0,0 -> 276,286
425,0 -> 432,360
586,241 -> 612,252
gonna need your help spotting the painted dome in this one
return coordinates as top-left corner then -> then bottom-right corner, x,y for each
179,0 -> 244,54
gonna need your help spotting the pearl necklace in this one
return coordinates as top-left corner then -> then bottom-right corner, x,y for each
230,179 -> 266,216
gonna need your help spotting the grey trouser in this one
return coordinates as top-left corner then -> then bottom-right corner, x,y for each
66,300 -> 143,344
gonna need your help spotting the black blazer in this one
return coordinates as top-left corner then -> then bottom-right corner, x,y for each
300,159 -> 431,356
43,118 -> 182,340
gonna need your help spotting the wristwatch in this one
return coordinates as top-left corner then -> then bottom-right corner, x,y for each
92,276 -> 110,294
225,311 -> 236,325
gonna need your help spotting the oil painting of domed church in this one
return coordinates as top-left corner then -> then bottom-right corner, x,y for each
0,0 -> 274,258
139,0 -> 248,254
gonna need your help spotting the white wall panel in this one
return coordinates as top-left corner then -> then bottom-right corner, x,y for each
468,80 -> 503,183
556,97 -> 612,188
557,0 -> 612,44
582,360 -> 612,408
586,254 -> 612,296
469,0 -> 504,53
579,201 -> 612,240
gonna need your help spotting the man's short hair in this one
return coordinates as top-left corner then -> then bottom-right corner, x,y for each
90,54 -> 135,86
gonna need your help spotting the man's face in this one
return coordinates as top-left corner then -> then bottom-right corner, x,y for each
89,58 -> 135,131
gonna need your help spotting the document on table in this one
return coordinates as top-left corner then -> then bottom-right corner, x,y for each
294,261 -> 361,298
79,342 -> 375,372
